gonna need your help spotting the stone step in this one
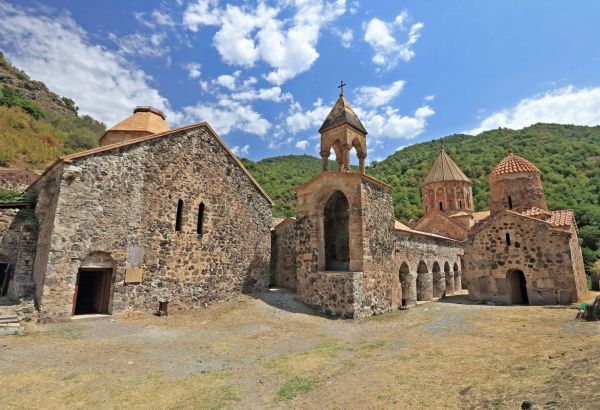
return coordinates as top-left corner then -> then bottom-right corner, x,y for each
0,314 -> 18,321
0,322 -> 20,327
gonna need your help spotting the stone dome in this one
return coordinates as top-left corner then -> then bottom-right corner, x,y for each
489,149 -> 540,179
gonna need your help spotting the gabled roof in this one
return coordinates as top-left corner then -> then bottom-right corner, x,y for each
394,219 -> 460,242
423,149 -> 470,185
469,208 -> 576,237
490,149 -> 540,179
319,94 -> 367,134
29,122 -> 274,206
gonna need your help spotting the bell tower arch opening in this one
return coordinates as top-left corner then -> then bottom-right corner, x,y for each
324,190 -> 350,271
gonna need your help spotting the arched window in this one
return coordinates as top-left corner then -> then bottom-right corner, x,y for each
175,199 -> 183,232
439,201 -> 443,211
197,202 -> 205,235
505,232 -> 511,246
508,196 -> 513,209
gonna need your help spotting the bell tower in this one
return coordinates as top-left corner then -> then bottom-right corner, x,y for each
319,81 -> 368,173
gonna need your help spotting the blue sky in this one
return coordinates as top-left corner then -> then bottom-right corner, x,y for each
2,1 -> 600,162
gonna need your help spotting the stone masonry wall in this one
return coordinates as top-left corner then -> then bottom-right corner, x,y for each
490,173 -> 547,214
359,179 -> 396,316
464,212 -> 584,305
393,231 -> 464,306
0,207 -> 38,300
34,125 -> 272,321
271,218 -> 298,289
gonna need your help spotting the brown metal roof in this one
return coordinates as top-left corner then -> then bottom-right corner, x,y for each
423,149 -> 470,185
318,95 -> 367,134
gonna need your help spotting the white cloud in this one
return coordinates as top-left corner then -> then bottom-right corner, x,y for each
286,99 -> 331,133
424,94 -> 435,101
232,86 -> 292,102
231,144 -> 250,156
355,80 -> 405,107
183,0 -> 347,85
182,99 -> 271,137
134,9 -> 175,28
0,2 -> 180,126
108,32 -> 168,57
182,0 -> 221,30
363,11 -> 423,70
295,139 -> 309,149
333,28 -> 353,48
215,71 -> 241,90
184,62 -> 202,79
357,104 -> 434,140
467,86 -> 600,135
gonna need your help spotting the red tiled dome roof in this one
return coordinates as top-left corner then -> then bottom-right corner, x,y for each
489,149 -> 540,179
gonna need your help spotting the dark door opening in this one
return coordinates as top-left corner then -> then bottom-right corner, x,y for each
507,269 -> 529,305
0,263 -> 9,296
73,269 -> 112,315
324,190 -> 350,271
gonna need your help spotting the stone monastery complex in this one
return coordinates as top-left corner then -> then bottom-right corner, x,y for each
0,92 -> 589,321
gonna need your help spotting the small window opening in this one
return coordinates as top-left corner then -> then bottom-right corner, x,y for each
505,233 -> 511,246
175,199 -> 184,232
197,202 -> 205,235
439,201 -> 443,211
459,201 -> 463,209
508,196 -> 513,209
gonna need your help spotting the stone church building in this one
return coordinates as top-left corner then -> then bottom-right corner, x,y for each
0,93 -> 589,322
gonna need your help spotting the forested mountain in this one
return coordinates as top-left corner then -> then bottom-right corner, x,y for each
242,124 -> 600,272
0,52 -> 104,168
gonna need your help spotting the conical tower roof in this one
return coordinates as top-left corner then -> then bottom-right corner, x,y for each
423,149 -> 470,185
107,106 -> 170,134
489,149 -> 540,179
319,94 -> 367,134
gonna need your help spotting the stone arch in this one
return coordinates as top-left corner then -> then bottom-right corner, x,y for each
432,261 -> 444,298
74,251 -> 114,316
453,262 -> 462,293
444,261 -> 453,296
323,190 -> 350,271
427,189 -> 435,213
416,261 -> 432,301
456,187 -> 465,210
436,187 -> 445,211
398,262 -> 416,306
447,187 -> 456,209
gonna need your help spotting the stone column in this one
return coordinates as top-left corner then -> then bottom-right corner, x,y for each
342,144 -> 351,172
320,151 -> 329,172
358,153 -> 367,174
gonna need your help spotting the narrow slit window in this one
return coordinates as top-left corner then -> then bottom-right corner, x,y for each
508,196 -> 513,209
439,201 -> 443,211
505,233 -> 511,246
197,202 -> 205,235
459,200 -> 463,209
175,199 -> 183,232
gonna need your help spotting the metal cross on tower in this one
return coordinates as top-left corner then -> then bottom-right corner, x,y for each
338,80 -> 347,96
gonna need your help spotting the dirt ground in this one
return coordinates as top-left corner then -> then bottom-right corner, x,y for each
1,290 -> 599,410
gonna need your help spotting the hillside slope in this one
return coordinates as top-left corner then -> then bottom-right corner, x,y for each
0,52 -> 105,168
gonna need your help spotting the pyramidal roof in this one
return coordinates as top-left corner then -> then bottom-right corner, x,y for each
423,149 -> 470,185
319,94 -> 367,134
489,149 -> 540,179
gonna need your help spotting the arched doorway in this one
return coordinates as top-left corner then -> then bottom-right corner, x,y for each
417,261 -> 432,301
453,263 -> 461,293
398,262 -> 415,306
73,252 -> 114,315
507,269 -> 529,305
432,261 -> 444,298
444,262 -> 453,296
324,191 -> 350,271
